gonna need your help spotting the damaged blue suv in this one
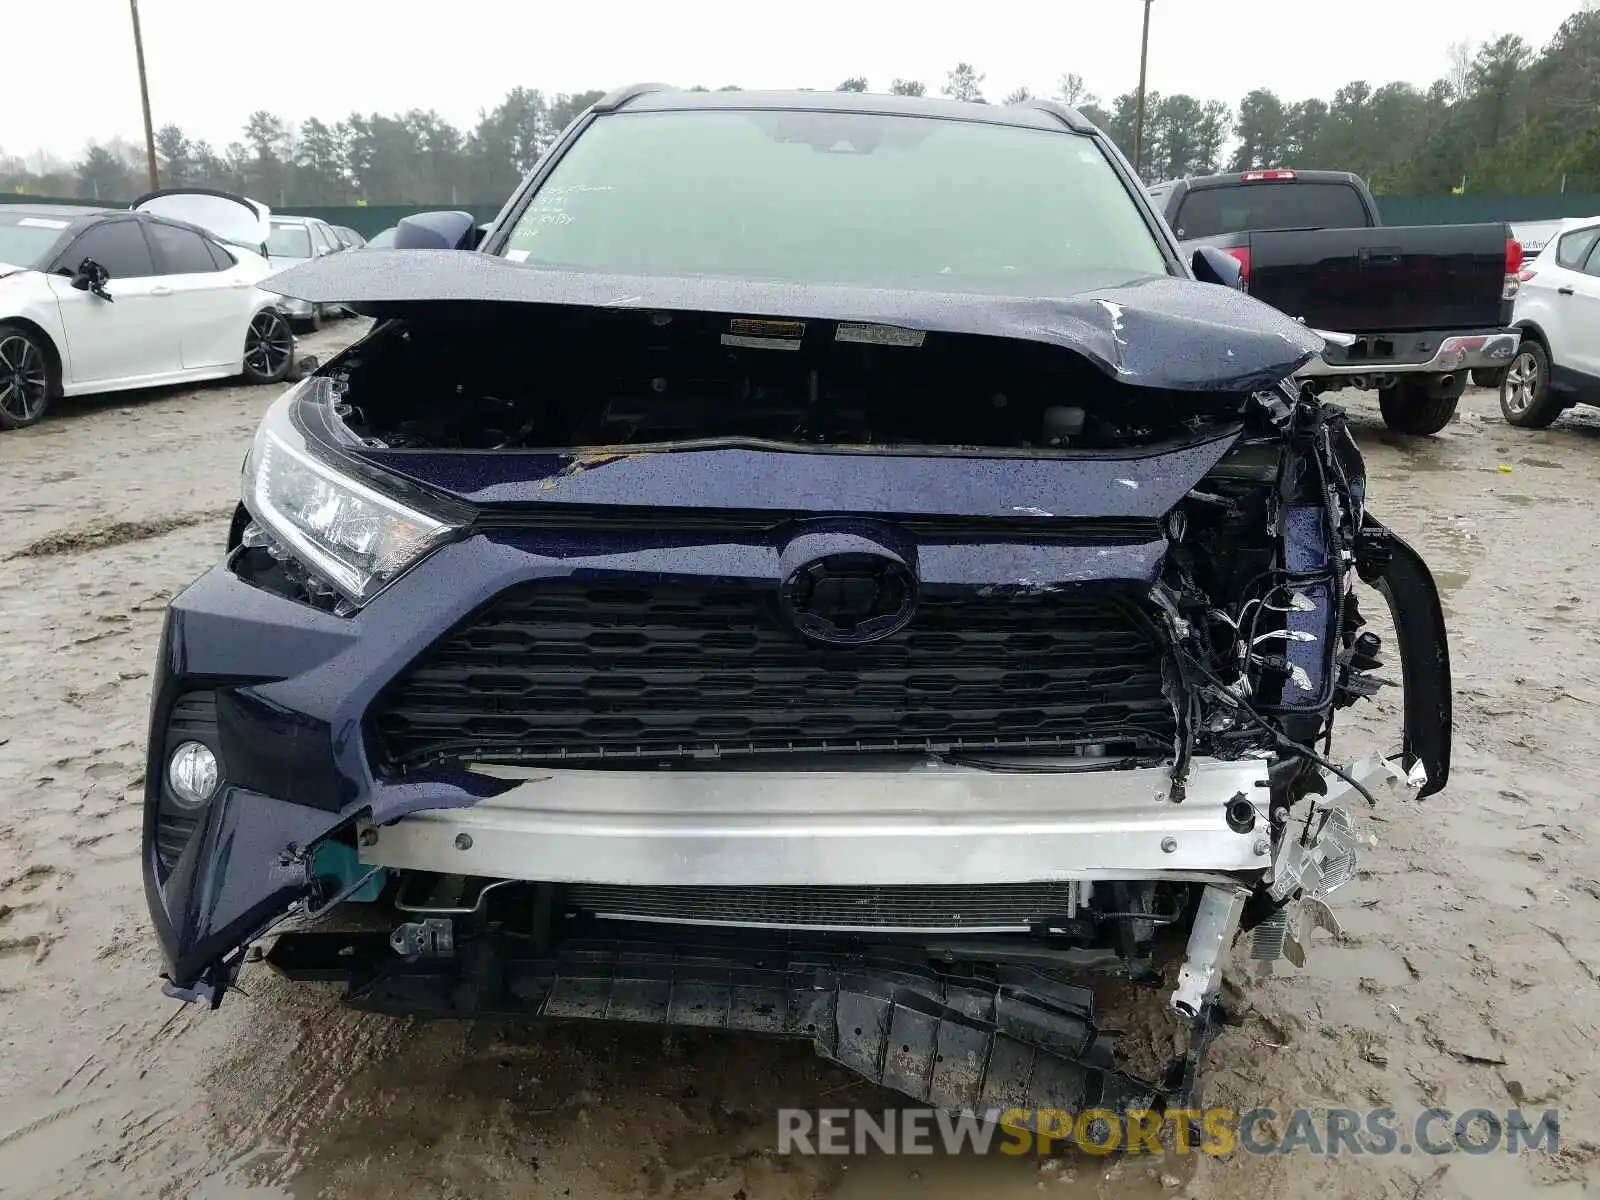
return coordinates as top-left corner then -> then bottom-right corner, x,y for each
143,85 -> 1450,1116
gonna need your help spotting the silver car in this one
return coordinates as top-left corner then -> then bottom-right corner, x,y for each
264,216 -> 346,329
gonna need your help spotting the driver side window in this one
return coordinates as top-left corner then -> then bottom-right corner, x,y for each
61,220 -> 156,279
1556,226 -> 1600,271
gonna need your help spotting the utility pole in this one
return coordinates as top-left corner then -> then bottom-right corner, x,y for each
129,0 -> 159,191
1132,0 -> 1154,180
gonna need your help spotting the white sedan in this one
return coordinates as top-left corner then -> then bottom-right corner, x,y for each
0,190 -> 296,431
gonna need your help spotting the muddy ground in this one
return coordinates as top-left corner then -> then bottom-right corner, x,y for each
1,321 -> 1597,1200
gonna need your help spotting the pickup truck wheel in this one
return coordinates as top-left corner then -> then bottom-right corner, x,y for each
1378,381 -> 1461,436
1499,342 -> 1560,429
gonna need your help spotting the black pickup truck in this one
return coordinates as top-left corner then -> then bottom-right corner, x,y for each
1147,169 -> 1521,435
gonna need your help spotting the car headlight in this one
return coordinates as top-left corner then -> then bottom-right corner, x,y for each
244,384 -> 459,607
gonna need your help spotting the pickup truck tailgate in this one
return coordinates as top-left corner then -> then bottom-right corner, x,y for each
1247,223 -> 1510,332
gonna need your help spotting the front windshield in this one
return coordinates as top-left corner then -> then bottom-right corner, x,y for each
0,213 -> 72,268
503,108 -> 1170,292
266,223 -> 312,258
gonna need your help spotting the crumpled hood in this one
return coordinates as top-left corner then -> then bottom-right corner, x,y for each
264,251 -> 1325,392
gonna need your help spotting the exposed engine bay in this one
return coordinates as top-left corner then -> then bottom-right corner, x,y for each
323,308 -> 1258,453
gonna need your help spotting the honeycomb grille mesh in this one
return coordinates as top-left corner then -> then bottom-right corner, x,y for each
369,579 -> 1173,768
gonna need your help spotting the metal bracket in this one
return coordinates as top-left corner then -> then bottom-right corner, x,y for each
1321,750 -> 1417,808
389,918 -> 455,959
1268,804 -> 1361,903
1268,752 -> 1416,904
1169,884 -> 1247,1016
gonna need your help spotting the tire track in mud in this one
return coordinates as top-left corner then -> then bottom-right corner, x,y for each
6,508 -> 236,561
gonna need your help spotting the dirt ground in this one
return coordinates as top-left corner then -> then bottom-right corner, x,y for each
1,321 -> 1597,1200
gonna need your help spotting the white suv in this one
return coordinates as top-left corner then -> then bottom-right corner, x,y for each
1501,215 -> 1600,428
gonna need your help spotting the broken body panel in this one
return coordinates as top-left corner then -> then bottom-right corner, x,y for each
143,248 -> 1450,1117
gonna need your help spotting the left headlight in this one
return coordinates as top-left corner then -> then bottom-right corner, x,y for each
244,384 -> 459,607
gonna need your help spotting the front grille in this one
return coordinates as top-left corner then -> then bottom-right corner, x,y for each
566,882 -> 1085,932
368,580 -> 1174,769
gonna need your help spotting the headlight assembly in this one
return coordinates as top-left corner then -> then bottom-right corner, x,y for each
244,383 -> 460,607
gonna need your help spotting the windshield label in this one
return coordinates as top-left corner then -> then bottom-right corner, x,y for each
836,322 -> 925,348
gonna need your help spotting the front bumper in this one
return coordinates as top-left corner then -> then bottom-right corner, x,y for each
142,511 -> 1450,1003
142,518 -> 1182,995
1298,328 -> 1519,378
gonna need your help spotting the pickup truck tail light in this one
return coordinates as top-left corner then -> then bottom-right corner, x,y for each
1504,238 -> 1524,300
1240,169 -> 1297,182
1224,245 -> 1251,288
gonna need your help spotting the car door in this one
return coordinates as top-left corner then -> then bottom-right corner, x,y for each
1523,225 -> 1600,379
44,218 -> 178,388
144,219 -> 251,369
1562,236 -> 1600,382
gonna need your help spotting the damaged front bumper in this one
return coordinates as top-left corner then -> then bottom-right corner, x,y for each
141,428 -> 1451,1115
250,751 -> 1416,1116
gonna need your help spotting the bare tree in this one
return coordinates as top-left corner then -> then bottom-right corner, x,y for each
1447,40 -> 1475,100
1055,72 -> 1098,108
941,63 -> 986,103
1004,86 -> 1034,105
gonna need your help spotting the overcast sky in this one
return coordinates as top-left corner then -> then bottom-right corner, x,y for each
2,0 -> 1586,162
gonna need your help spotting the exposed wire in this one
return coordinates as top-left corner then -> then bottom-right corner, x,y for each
1179,651 -> 1381,808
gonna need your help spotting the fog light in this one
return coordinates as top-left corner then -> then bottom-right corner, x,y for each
168,741 -> 219,808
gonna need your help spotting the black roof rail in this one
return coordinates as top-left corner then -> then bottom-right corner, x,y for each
593,82 -> 675,113
1021,98 -> 1097,134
